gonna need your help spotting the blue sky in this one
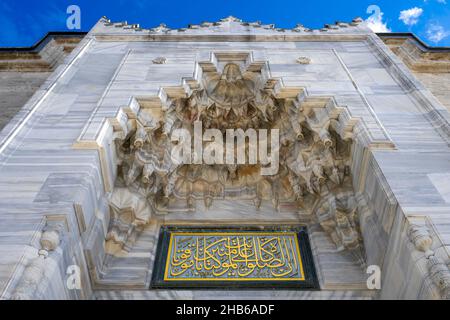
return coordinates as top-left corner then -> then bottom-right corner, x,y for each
0,0 -> 449,47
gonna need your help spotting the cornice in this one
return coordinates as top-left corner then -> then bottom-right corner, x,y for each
378,33 -> 450,73
0,32 -> 87,52
90,15 -> 372,41
377,32 -> 450,52
0,32 -> 86,72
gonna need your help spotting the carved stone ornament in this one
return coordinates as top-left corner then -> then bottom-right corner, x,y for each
152,57 -> 167,64
40,230 -> 60,252
296,56 -> 311,64
11,225 -> 61,300
150,23 -> 170,33
407,224 -> 433,257
107,55 -> 365,265
10,256 -> 46,300
428,255 -> 450,300
408,223 -> 450,299
316,190 -> 365,267
106,187 -> 151,252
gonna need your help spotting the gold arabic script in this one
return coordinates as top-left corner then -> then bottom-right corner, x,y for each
164,232 -> 305,281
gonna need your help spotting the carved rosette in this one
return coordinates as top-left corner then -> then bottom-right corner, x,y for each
108,57 -> 366,266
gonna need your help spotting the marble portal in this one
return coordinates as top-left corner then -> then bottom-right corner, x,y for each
151,226 -> 319,289
1,15 -> 450,300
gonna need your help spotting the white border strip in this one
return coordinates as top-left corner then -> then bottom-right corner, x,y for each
332,48 -> 393,143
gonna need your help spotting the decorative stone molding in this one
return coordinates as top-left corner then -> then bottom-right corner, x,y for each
10,255 -> 47,300
152,57 -> 167,64
10,225 -> 62,300
315,190 -> 365,267
0,33 -> 85,72
106,188 -> 151,254
292,24 -> 310,33
151,23 -> 170,33
407,223 -> 450,300
379,34 -> 450,73
98,15 -> 370,36
427,256 -> 450,300
407,224 -> 433,257
40,229 -> 61,252
296,56 -> 311,64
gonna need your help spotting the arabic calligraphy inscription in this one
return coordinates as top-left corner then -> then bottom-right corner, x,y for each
164,232 -> 305,281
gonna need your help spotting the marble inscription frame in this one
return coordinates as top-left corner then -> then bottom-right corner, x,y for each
150,225 -> 320,290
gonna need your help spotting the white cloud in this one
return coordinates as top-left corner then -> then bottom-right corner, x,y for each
399,7 -> 423,26
365,6 -> 391,32
426,24 -> 450,43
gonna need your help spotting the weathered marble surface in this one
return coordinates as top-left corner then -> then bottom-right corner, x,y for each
380,34 -> 450,113
0,17 -> 449,300
95,289 -> 375,300
0,34 -> 85,130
